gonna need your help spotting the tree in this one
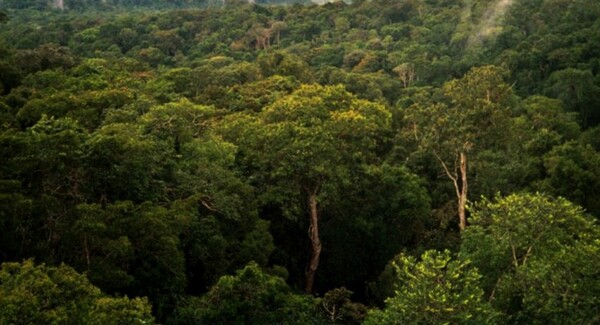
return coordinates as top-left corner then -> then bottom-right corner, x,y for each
140,99 -> 275,290
538,141 -> 600,217
225,75 -> 299,112
461,193 -> 600,323
10,115 -> 87,201
364,250 -> 498,325
0,259 -> 154,324
0,116 -> 89,262
321,287 -> 367,324
0,180 -> 33,262
170,262 -> 324,324
471,95 -> 580,199
403,65 -> 514,231
15,43 -> 75,74
0,41 -> 21,95
221,84 -> 391,293
256,51 -> 315,83
0,11 -> 8,24
518,95 -> 580,154
270,21 -> 288,46
393,63 -> 416,88
317,163 -> 430,294
58,201 -> 187,319
248,24 -> 273,50
82,122 -> 164,203
545,68 -> 600,128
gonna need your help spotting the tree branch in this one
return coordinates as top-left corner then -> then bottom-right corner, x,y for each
433,150 -> 460,200
200,199 -> 217,212
509,238 -> 519,268
522,245 -> 533,266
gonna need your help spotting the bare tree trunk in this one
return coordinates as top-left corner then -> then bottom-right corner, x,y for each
458,151 -> 468,231
434,149 -> 468,232
83,235 -> 91,272
53,0 -> 64,10
305,189 -> 321,293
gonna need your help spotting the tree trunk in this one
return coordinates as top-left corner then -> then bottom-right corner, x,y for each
53,0 -> 64,10
433,150 -> 468,232
458,152 -> 468,231
305,189 -> 322,293
83,235 -> 91,272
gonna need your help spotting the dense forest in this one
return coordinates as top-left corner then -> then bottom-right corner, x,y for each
0,0 -> 599,323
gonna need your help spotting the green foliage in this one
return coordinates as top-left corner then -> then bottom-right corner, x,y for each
519,95 -> 580,153
0,41 -> 20,95
538,141 -> 600,216
260,83 -> 389,184
1,83 -> 273,321
364,250 -> 497,325
222,83 -> 392,214
170,262 -> 324,324
82,123 -> 164,202
257,51 -> 314,83
220,83 -> 393,291
14,115 -> 87,199
319,163 -> 430,292
402,65 -> 517,231
0,180 -> 33,261
174,195 -> 274,290
321,287 -> 367,324
545,68 -> 600,128
90,296 -> 156,325
472,96 -> 575,199
59,201 -> 187,319
461,193 -> 600,323
0,11 -> 8,24
1,0 -> 600,322
402,64 -> 515,169
225,75 -> 300,112
0,259 -> 154,324
438,65 -> 514,150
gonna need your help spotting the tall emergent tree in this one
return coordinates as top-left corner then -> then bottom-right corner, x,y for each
404,65 -> 514,230
221,84 -> 391,293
